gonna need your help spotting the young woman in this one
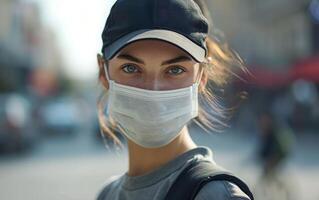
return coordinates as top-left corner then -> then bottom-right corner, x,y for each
96,0 -> 253,199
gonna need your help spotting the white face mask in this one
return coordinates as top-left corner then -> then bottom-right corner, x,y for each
104,64 -> 200,148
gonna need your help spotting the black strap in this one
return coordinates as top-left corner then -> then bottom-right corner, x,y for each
165,161 -> 254,200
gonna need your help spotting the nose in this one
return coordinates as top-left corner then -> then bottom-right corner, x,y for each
142,77 -> 163,90
143,79 -> 161,90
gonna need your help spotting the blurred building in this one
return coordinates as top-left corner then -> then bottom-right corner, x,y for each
0,0 -> 63,93
207,0 -> 312,69
0,0 -> 63,153
205,0 -> 319,132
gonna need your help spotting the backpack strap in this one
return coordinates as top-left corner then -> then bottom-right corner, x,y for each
164,160 -> 254,200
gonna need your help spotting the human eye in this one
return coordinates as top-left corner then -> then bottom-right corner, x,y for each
167,66 -> 186,75
121,63 -> 140,74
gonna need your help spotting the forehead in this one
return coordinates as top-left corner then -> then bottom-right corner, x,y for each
115,39 -> 191,58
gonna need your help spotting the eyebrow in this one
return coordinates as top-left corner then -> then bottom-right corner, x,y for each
161,55 -> 192,65
117,54 -> 145,64
117,54 -> 193,66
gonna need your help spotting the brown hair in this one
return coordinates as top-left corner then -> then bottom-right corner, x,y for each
96,0 -> 247,147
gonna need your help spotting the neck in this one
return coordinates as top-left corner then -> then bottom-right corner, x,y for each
127,126 -> 197,177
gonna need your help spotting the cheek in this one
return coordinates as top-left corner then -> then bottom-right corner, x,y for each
160,71 -> 196,90
107,60 -> 119,79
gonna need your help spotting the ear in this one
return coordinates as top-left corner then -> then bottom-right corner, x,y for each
97,54 -> 109,89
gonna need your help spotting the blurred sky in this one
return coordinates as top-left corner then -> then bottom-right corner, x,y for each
27,0 -> 116,80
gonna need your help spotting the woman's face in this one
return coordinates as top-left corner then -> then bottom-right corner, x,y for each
106,40 -> 201,90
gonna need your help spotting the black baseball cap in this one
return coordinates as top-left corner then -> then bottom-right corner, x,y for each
101,0 -> 209,62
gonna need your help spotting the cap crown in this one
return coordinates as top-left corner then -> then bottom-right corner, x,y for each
101,0 -> 208,55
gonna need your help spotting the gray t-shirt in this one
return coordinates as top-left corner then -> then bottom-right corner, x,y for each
97,147 -> 251,200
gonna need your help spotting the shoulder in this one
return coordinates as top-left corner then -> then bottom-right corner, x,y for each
96,175 -> 122,200
194,180 -> 251,200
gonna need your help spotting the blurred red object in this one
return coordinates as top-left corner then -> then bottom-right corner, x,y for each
28,68 -> 58,97
237,55 -> 319,88
242,67 -> 291,88
291,55 -> 319,83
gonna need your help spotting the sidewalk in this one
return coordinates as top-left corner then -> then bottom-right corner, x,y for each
0,126 -> 318,200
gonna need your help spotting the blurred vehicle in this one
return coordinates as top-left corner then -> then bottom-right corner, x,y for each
0,93 -> 37,154
37,96 -> 81,136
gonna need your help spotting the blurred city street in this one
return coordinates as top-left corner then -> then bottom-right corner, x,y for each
1,0 -> 319,200
0,125 -> 318,200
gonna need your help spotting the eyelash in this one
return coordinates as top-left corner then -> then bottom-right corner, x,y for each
121,64 -> 140,74
166,66 -> 186,75
120,64 -> 186,75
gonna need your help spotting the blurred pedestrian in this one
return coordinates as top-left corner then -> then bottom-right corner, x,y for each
258,112 -> 294,176
255,112 -> 296,200
95,0 -> 254,199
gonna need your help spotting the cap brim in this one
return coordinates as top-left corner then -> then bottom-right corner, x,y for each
104,29 -> 206,62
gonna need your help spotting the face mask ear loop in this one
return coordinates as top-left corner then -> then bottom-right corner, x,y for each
195,65 -> 204,85
103,61 -> 111,82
